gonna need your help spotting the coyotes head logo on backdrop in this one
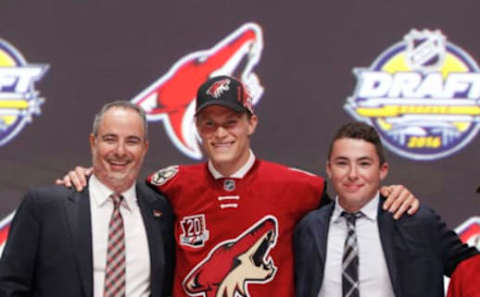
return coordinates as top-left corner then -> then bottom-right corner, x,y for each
183,216 -> 278,297
131,22 -> 264,159
346,29 -> 480,160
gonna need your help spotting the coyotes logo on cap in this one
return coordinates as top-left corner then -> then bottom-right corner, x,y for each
345,29 -> 480,160
207,79 -> 231,98
0,39 -> 48,146
131,22 -> 264,160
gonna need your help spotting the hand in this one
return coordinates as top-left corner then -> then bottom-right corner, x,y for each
55,166 -> 92,192
380,185 -> 419,220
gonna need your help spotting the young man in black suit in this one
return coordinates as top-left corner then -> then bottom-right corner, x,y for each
294,122 -> 478,297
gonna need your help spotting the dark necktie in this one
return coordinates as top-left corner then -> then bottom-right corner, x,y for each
104,194 -> 126,297
341,211 -> 363,297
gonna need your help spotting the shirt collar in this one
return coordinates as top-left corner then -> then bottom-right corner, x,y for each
332,192 -> 380,223
89,174 -> 136,211
208,150 -> 255,179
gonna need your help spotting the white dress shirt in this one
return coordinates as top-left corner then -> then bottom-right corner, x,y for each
319,193 -> 395,297
89,175 -> 151,297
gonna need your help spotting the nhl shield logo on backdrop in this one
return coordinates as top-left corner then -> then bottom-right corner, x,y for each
345,29 -> 480,160
405,29 -> 446,72
0,39 -> 48,146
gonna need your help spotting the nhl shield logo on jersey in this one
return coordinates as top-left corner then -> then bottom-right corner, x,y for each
183,216 -> 278,297
180,214 -> 210,248
150,165 -> 179,186
345,29 -> 480,160
223,179 -> 236,191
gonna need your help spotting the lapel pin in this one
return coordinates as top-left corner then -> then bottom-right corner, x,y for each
153,209 -> 163,217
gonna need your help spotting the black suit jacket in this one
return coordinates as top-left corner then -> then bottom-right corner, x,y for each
294,196 -> 478,297
0,182 -> 174,297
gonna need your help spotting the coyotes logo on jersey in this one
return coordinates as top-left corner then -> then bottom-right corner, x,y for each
183,216 -> 278,297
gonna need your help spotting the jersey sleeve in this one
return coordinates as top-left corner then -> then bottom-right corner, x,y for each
146,165 -> 180,196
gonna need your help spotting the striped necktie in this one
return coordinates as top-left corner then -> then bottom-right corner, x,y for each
341,211 -> 363,297
104,194 -> 126,297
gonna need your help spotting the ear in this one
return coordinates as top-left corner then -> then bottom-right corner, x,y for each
247,114 -> 258,136
143,140 -> 150,155
326,160 -> 332,179
379,162 -> 389,181
89,133 -> 96,152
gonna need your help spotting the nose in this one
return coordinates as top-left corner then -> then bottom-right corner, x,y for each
347,164 -> 358,180
114,141 -> 127,157
214,125 -> 228,138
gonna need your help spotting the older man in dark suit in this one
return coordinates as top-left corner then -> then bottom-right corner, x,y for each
294,122 -> 478,297
0,101 -> 174,297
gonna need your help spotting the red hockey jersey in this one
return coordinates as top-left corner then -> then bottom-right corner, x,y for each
147,159 -> 326,297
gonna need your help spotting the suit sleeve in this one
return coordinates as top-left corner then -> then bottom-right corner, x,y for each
0,191 -> 40,297
447,254 -> 480,297
432,209 -> 479,276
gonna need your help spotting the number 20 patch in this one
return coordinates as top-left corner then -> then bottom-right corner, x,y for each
180,214 -> 210,248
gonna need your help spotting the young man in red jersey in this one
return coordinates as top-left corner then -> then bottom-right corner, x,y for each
58,76 -> 419,297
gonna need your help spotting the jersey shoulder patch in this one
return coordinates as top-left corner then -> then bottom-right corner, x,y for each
150,165 -> 179,186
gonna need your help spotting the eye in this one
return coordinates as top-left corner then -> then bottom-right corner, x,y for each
359,161 -> 372,167
224,119 -> 238,128
102,136 -> 117,144
126,137 -> 141,145
202,120 -> 215,128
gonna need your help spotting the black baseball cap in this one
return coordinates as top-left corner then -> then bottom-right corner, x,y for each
195,75 -> 254,115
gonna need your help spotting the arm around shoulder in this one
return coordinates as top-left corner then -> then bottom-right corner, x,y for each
424,207 -> 480,276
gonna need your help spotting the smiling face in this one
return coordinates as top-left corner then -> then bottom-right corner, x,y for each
195,105 -> 257,176
90,106 -> 149,193
327,137 -> 389,212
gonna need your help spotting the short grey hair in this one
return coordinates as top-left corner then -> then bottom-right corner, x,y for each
92,100 -> 148,139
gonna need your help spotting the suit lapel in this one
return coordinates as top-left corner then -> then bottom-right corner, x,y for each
136,183 -> 166,296
377,196 -> 401,297
64,188 -> 93,297
311,202 -> 334,293
315,203 -> 334,263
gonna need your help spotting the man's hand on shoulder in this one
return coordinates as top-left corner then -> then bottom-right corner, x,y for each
55,166 -> 92,192
380,185 -> 420,219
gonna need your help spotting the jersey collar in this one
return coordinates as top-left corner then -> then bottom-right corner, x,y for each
208,150 -> 255,179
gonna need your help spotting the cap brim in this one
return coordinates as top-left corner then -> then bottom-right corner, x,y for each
195,100 -> 246,115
